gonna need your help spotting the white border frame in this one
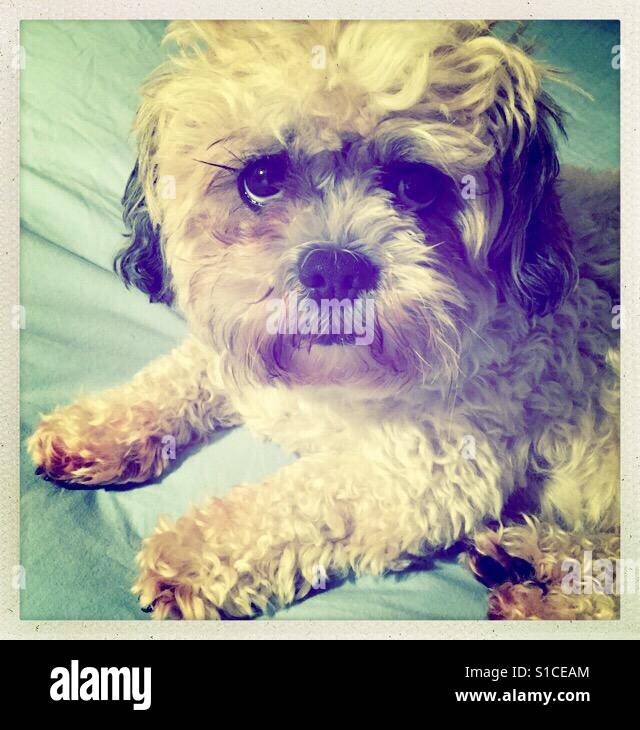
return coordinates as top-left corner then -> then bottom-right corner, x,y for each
1,0 -> 638,639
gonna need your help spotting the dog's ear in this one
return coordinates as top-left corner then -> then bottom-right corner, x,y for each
114,159 -> 173,304
488,91 -> 578,317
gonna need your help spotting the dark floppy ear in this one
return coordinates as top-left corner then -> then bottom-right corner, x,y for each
114,160 -> 173,304
488,93 -> 578,317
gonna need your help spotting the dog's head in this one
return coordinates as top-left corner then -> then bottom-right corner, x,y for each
115,20 -> 576,393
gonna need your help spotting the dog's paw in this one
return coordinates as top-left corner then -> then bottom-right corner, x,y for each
134,579 -> 207,620
467,528 -> 551,619
133,575 -> 217,620
467,523 -> 544,590
132,506 -> 275,620
486,577 -> 619,620
132,514 -> 224,620
467,521 -> 620,620
28,402 -> 167,486
467,542 -> 538,588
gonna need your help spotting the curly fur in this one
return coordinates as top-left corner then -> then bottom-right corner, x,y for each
468,517 -> 620,619
28,20 -> 619,620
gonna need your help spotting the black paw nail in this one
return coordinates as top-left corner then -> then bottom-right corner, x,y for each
141,603 -> 155,613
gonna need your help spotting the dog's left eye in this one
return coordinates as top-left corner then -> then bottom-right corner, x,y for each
382,163 -> 448,211
239,154 -> 288,210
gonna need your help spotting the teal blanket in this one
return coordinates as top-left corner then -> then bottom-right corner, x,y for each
20,20 -> 619,620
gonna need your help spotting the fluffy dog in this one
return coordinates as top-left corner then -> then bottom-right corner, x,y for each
28,20 -> 620,620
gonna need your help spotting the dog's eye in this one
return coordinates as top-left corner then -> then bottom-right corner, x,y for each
382,163 -> 448,211
239,154 -> 288,210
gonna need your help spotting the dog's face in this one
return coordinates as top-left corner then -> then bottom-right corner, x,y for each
116,20 -> 576,393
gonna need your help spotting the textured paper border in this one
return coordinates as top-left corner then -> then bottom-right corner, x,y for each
1,0 -> 638,640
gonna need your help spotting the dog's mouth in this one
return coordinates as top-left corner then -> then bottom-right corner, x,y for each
263,293 -> 374,351
233,291 -> 454,387
307,333 -> 357,346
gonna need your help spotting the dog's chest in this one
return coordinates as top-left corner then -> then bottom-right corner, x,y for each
229,385 -> 377,453
228,384 -> 457,465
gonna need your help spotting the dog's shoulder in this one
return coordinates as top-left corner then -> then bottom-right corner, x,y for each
558,165 -> 619,300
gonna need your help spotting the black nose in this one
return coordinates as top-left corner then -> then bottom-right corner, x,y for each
298,247 -> 378,300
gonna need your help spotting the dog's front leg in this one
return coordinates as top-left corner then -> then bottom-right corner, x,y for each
133,452 -> 487,619
28,336 -> 239,485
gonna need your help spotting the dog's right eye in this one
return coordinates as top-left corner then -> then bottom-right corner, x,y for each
239,154 -> 288,210
381,162 -> 449,212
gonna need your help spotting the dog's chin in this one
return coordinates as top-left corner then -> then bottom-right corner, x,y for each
285,339 -> 374,386
248,333 -> 429,392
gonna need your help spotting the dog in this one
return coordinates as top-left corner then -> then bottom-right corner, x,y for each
28,20 -> 620,619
